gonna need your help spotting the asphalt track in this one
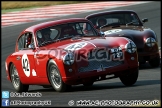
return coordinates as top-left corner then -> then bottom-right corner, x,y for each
1,2 -> 161,107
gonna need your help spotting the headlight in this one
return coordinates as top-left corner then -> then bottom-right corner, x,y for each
63,53 -> 74,65
125,41 -> 137,53
145,37 -> 156,47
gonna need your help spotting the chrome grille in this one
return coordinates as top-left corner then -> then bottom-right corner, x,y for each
78,60 -> 123,72
78,49 -> 124,72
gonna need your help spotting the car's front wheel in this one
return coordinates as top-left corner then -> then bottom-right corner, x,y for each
48,60 -> 70,92
119,68 -> 138,86
10,64 -> 29,92
149,56 -> 160,67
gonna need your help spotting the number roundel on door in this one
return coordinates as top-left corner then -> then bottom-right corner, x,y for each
21,54 -> 30,77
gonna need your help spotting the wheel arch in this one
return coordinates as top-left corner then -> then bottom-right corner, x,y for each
46,58 -> 58,84
8,62 -> 14,81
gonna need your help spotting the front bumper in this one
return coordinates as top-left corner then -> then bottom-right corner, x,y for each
138,52 -> 160,62
62,49 -> 138,85
137,43 -> 160,62
62,63 -> 138,85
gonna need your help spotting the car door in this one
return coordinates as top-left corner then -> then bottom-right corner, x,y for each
15,32 -> 37,82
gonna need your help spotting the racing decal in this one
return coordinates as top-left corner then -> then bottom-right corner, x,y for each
64,42 -> 87,51
32,69 -> 37,76
104,29 -> 122,35
21,54 -> 30,77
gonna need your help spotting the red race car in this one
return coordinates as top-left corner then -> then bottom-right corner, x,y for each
5,18 -> 138,92
85,10 -> 160,67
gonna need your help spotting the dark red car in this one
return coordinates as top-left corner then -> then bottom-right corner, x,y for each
85,10 -> 160,67
5,18 -> 139,92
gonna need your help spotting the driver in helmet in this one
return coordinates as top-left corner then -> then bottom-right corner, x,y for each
96,17 -> 107,28
42,29 -> 52,41
37,31 -> 44,46
37,29 -> 52,46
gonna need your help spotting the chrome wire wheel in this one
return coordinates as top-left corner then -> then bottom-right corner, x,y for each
50,65 -> 61,89
48,60 -> 69,92
11,65 -> 20,88
10,64 -> 29,92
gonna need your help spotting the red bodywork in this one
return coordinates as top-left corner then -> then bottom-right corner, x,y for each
5,18 -> 138,86
85,10 -> 160,64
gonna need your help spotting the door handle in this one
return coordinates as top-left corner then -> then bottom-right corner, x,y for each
16,56 -> 21,60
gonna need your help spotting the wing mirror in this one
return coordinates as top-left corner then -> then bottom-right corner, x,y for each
142,18 -> 148,23
99,31 -> 105,36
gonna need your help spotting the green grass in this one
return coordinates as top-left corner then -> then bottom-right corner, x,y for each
1,1 -> 94,14
2,7 -> 41,14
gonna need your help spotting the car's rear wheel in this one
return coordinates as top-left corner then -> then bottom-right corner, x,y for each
149,56 -> 160,67
48,60 -> 70,92
119,68 -> 138,86
10,64 -> 29,92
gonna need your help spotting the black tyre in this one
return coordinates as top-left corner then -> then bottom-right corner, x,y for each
83,81 -> 94,86
149,56 -> 160,67
10,64 -> 29,92
119,68 -> 138,86
48,60 -> 69,92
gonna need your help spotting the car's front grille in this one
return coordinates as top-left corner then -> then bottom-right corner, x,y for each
78,49 -> 124,72
78,60 -> 124,72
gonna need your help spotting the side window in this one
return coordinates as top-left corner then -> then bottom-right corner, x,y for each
25,32 -> 34,49
18,32 -> 34,50
18,34 -> 25,50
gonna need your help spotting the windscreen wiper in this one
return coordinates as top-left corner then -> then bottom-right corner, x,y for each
100,23 -> 120,29
126,21 -> 137,26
